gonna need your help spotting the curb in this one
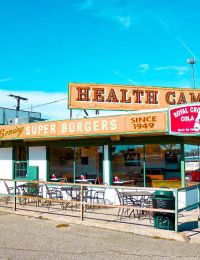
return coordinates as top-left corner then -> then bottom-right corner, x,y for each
0,207 -> 190,243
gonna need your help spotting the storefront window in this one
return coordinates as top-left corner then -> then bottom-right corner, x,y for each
48,146 -> 103,182
49,147 -> 74,181
185,144 -> 200,182
112,144 -> 181,187
145,144 -> 181,186
74,146 -> 103,180
112,145 -> 144,185
14,145 -> 28,178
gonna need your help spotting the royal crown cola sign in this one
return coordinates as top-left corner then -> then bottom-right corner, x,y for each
169,104 -> 200,135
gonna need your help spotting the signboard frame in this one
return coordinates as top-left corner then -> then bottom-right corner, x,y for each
68,82 -> 200,111
168,103 -> 200,136
0,110 -> 167,141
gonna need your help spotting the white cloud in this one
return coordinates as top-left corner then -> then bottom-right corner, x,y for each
76,0 -> 134,28
0,78 -> 12,82
0,89 -> 127,121
154,65 -> 189,76
32,69 -> 43,73
116,15 -> 132,27
138,64 -> 150,72
113,70 -> 139,85
175,36 -> 197,60
24,24 -> 56,42
156,15 -> 197,59
77,0 -> 95,10
0,89 -> 69,120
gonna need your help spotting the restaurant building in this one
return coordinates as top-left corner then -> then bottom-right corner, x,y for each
0,83 -> 200,188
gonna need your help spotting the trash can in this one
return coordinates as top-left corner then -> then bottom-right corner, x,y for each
152,190 -> 175,231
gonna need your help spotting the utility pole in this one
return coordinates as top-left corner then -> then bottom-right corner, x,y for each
187,58 -> 197,89
8,94 -> 28,111
8,94 -> 28,118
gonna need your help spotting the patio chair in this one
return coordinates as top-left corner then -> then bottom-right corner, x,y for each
62,185 -> 81,210
138,194 -> 153,222
18,183 -> 42,206
115,189 -> 136,221
85,186 -> 112,210
44,184 -> 63,209
0,181 -> 19,205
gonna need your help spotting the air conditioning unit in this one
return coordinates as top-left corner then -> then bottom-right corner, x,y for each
8,117 -> 30,124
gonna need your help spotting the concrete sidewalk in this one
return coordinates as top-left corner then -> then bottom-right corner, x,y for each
1,203 -> 200,244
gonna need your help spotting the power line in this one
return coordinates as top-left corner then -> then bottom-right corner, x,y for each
22,96 -> 96,119
25,97 -> 68,110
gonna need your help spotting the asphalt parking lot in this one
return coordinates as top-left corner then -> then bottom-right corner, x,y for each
0,211 -> 200,260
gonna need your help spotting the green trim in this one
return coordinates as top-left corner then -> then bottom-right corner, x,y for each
14,177 -> 28,181
12,147 -> 15,179
181,143 -> 185,187
175,189 -> 179,232
46,147 -> 49,181
102,145 -> 105,184
5,134 -> 196,148
73,147 -> 76,182
27,145 -> 29,177
108,144 -> 112,185
0,129 -> 167,142
143,145 -> 146,187
198,186 -> 200,228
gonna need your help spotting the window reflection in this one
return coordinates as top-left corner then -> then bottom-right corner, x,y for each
48,146 -> 103,182
75,146 -> 103,180
185,144 -> 200,183
112,145 -> 144,185
145,144 -> 181,186
49,147 -> 74,181
112,144 -> 181,187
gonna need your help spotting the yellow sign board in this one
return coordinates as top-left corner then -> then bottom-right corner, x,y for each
68,83 -> 200,110
0,111 -> 167,140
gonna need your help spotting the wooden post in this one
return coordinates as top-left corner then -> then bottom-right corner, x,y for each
80,185 -> 84,221
14,180 -> 17,211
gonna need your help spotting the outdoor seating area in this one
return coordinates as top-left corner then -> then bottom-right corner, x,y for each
0,178 -> 199,233
0,180 -> 168,226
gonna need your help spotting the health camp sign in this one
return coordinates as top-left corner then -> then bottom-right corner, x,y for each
0,111 -> 166,140
68,83 -> 200,111
169,104 -> 200,135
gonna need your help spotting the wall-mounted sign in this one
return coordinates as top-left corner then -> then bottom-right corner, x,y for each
68,83 -> 200,111
169,104 -> 200,135
0,111 -> 167,140
124,151 -> 140,166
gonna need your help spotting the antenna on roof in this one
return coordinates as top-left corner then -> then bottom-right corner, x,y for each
8,94 -> 28,111
187,58 -> 197,89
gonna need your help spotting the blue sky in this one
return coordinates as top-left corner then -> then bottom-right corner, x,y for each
0,0 -> 200,119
